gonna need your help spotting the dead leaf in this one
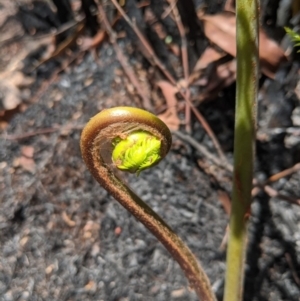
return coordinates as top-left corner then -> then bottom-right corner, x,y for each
200,12 -> 287,78
157,81 -> 181,131
189,57 -> 237,103
217,190 -> 231,215
13,156 -> 36,173
189,46 -> 226,84
0,2 -> 18,27
195,59 -> 237,102
192,47 -> 226,75
0,81 -> 21,110
0,71 -> 34,110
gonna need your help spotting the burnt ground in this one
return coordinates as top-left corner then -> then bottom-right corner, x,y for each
1,1 -> 300,301
0,47 -> 228,301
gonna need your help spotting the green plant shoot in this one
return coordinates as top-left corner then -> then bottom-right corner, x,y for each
112,131 -> 161,175
223,0 -> 259,300
285,27 -> 300,52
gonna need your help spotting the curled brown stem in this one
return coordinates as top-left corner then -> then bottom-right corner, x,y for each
80,107 -> 216,301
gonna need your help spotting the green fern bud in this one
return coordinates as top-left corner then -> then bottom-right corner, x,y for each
112,131 -> 161,175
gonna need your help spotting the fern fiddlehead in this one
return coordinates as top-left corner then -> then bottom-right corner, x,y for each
80,107 -> 216,301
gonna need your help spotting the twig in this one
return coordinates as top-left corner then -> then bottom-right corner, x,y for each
257,127 -> 300,137
173,130 -> 233,172
262,185 -> 300,206
31,21 -> 85,71
169,0 -> 191,133
285,253 -> 300,286
174,130 -> 300,207
3,124 -> 84,141
110,0 -> 175,83
109,0 -> 226,162
252,162 -> 300,203
4,128 -> 59,140
98,4 -> 153,111
266,163 -> 300,183
161,0 -> 178,19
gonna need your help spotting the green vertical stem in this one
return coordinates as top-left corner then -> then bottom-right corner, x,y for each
223,1 -> 259,301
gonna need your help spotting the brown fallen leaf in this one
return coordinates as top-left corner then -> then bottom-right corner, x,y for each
192,47 -> 226,75
185,41 -> 238,102
158,109 -> 181,131
200,11 -> 287,78
195,59 -> 237,102
0,33 -> 50,114
156,81 -> 181,131
217,190 -> 231,215
189,46 -> 227,85
0,80 -> 21,110
188,55 -> 236,103
0,71 -> 34,110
